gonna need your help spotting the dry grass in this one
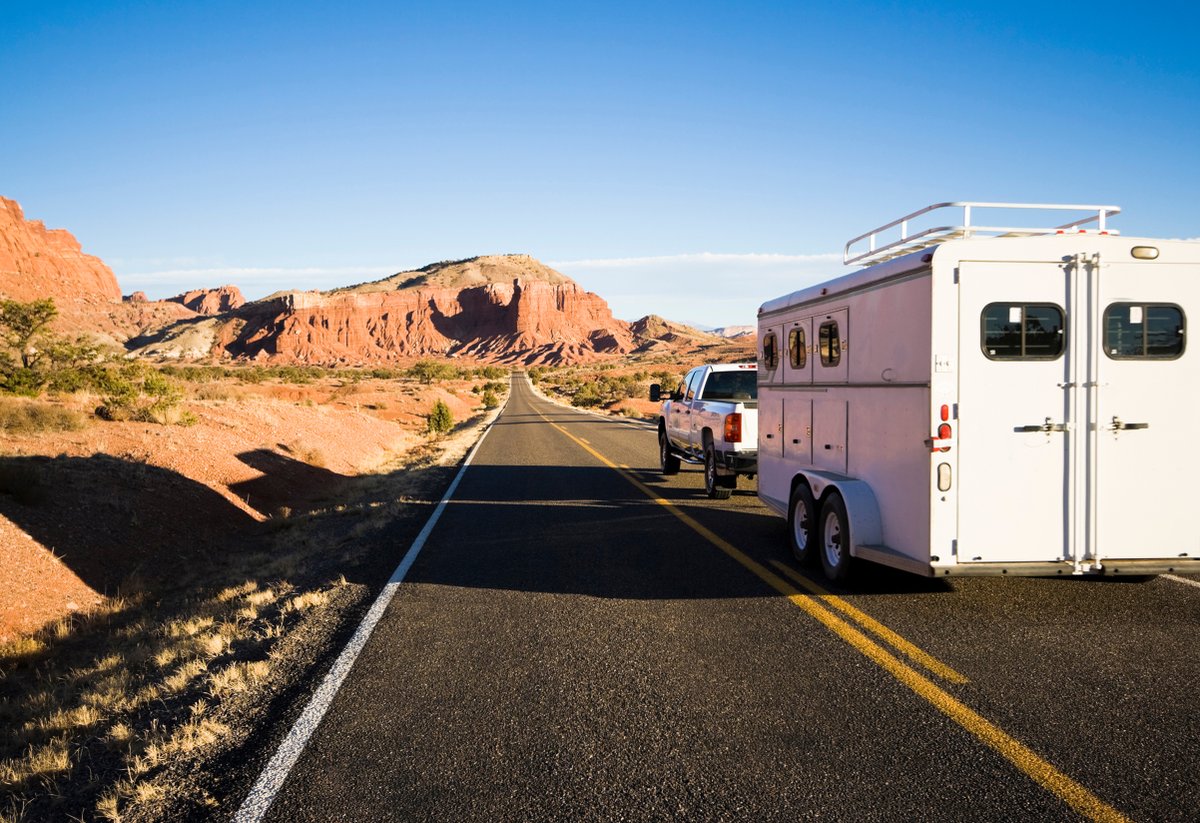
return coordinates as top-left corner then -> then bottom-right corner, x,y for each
0,398 -> 86,434
0,372 -> 498,820
0,572 -> 345,820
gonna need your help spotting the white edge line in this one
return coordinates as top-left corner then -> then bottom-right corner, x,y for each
232,394 -> 508,823
1161,574 -> 1200,590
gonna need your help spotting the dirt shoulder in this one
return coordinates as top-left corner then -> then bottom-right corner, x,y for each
0,371 -> 504,822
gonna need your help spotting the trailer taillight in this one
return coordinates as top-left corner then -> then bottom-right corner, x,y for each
724,413 -> 742,443
929,421 -> 952,452
940,405 -> 950,422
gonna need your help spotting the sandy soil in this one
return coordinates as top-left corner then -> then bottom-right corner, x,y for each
0,375 -> 487,641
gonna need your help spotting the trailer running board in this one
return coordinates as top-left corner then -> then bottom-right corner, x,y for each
932,558 -> 1200,578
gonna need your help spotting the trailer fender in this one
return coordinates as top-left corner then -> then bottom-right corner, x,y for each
802,472 -> 883,551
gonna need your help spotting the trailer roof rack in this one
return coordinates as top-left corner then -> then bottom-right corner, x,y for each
844,202 -> 1121,266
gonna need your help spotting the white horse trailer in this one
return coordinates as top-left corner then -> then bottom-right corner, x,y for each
757,202 -> 1200,581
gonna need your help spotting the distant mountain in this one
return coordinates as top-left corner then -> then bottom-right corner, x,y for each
2,194 -> 753,365
136,255 -> 639,365
711,325 -> 755,339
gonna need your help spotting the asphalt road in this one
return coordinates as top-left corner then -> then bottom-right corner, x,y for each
253,373 -> 1200,822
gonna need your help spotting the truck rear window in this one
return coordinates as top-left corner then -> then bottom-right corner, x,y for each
981,303 -> 1065,360
701,371 -> 758,400
1104,303 -> 1185,359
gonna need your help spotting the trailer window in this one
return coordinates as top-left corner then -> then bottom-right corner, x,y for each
1104,304 -> 1185,359
819,321 -> 840,367
788,328 -> 806,369
762,332 -> 779,369
981,303 -> 1065,360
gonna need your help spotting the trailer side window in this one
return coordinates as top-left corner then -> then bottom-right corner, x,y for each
788,328 -> 806,369
762,332 -> 779,369
1104,303 -> 1185,359
819,321 -> 840,367
981,303 -> 1065,360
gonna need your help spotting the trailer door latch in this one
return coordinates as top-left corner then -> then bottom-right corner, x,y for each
1017,417 -> 1070,433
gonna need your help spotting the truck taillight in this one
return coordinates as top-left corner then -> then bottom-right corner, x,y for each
724,413 -> 742,443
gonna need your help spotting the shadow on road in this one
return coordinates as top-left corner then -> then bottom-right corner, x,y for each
404,460 -> 954,600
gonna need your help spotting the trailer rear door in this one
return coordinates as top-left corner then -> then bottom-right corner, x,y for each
957,261 -> 1072,564
1093,261 -> 1196,561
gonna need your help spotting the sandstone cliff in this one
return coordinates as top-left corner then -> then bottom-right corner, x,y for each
218,256 -> 636,365
167,286 -> 245,316
0,197 -> 198,345
0,197 -> 122,306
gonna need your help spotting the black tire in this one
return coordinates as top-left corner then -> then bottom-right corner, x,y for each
818,492 -> 854,583
659,428 -> 680,475
704,444 -> 732,499
787,483 -> 819,565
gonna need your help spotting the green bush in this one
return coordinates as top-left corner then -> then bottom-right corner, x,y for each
0,360 -> 46,397
481,389 -> 500,408
408,360 -> 460,384
426,399 -> 454,434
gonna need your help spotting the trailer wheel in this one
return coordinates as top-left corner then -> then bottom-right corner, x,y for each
787,484 -> 818,565
659,427 -> 680,476
704,444 -> 733,499
819,492 -> 854,583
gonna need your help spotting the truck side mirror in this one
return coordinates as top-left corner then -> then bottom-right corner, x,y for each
649,383 -> 662,402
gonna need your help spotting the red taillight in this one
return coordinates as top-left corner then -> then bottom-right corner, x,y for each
940,404 -> 950,422
725,413 -> 742,443
936,422 -> 952,452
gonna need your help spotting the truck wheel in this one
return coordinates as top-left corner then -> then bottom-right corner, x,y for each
659,428 -> 680,475
819,492 -> 854,583
787,484 -> 818,565
704,445 -> 732,499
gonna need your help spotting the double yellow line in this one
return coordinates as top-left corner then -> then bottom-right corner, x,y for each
536,406 -> 1129,823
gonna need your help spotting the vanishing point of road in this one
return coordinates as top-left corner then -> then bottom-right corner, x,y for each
247,373 -> 1200,822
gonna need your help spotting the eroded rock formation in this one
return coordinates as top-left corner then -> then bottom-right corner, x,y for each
167,286 -> 245,316
221,256 -> 637,365
0,197 -> 122,305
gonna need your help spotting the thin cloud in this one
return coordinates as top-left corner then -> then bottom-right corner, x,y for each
548,252 -> 840,268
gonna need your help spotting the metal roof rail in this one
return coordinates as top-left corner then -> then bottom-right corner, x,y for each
843,202 -> 1122,266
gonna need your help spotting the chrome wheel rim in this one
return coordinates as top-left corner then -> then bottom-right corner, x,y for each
792,499 -> 810,551
823,510 -> 843,568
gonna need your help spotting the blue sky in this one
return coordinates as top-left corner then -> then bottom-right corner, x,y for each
3,1 -> 1198,326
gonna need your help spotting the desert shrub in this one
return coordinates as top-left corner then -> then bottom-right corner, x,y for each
96,372 -> 140,421
481,389 -> 500,408
94,368 -> 194,425
571,382 -> 605,408
408,360 -> 460,384
0,298 -> 57,369
426,399 -> 454,434
0,398 -> 85,434
527,366 -> 549,383
236,366 -> 268,384
368,367 -> 402,380
0,357 -> 47,396
475,366 -> 507,380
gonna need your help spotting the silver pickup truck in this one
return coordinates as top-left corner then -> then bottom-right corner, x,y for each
649,363 -> 758,499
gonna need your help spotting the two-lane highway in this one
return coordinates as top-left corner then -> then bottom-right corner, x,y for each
247,373 -> 1200,821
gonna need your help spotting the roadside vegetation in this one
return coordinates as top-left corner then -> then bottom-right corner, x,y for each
533,364 -> 683,417
0,298 -> 515,821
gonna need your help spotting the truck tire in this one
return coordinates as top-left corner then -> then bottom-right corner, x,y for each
819,492 -> 854,583
704,444 -> 732,499
787,483 -> 818,565
659,428 -> 680,476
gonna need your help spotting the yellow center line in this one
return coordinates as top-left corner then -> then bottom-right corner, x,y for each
767,559 -> 969,686
535,407 -> 1130,823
